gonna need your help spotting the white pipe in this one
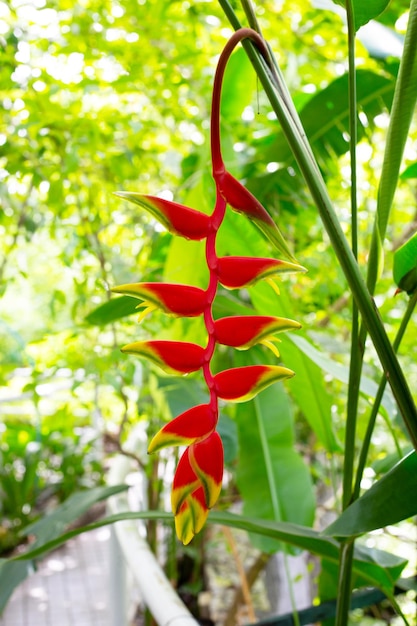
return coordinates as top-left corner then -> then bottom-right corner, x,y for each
107,452 -> 199,626
109,525 -> 128,626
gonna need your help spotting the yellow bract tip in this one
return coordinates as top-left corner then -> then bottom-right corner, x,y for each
266,278 -> 281,297
136,302 -> 157,323
260,338 -> 281,358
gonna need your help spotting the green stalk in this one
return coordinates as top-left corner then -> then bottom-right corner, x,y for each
336,4 -> 359,623
218,0 -> 417,451
342,0 -> 359,513
240,0 -> 261,33
354,290 -> 417,500
352,0 -> 417,470
367,0 -> 417,293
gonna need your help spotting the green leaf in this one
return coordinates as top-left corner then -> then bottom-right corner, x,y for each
263,69 -> 394,167
85,296 -> 138,325
0,485 -> 128,612
324,451 -> 417,538
288,334 -> 397,420
217,412 -> 239,465
250,282 -> 339,452
369,4 -> 417,289
0,561 -> 32,615
210,512 -> 405,592
331,0 -> 390,30
393,231 -> 417,295
400,161 -> 417,180
221,47 -> 256,120
3,510 -> 405,595
22,485 -> 128,541
236,383 -> 315,553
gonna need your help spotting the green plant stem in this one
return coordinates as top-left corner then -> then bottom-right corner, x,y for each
351,0 -> 417,480
367,0 -> 417,293
218,0 -> 417,452
240,0 -> 261,33
353,290 -> 417,500
337,6 -> 359,623
335,541 -> 355,626
343,0 -> 359,513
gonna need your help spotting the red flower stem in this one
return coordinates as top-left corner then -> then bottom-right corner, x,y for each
206,27 -> 271,418
203,190 -> 227,415
204,27 -> 272,427
210,28 -> 272,177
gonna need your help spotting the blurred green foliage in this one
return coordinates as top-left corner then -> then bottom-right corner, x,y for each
0,4 -> 416,616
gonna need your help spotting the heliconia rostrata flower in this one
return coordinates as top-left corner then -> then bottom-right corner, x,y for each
113,28 -> 306,544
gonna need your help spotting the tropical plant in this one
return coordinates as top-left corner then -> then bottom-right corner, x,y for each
0,0 -> 417,625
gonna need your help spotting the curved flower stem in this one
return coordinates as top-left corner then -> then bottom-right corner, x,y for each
218,0 -> 417,451
210,27 -> 273,177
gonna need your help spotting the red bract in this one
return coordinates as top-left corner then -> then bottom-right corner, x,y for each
217,256 -> 306,289
121,340 -> 205,375
214,315 -> 301,349
171,447 -> 200,514
112,282 -> 207,317
175,487 -> 209,546
216,170 -> 296,261
148,404 -> 216,453
114,192 -> 211,240
214,365 -> 295,402
114,28 -> 304,544
189,432 -> 223,509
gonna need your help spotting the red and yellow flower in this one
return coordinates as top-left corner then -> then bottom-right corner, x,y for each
113,28 -> 305,544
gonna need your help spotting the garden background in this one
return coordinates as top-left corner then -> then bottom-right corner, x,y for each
1,0 -> 417,624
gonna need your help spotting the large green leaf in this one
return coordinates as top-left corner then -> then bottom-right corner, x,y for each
250,282 -> 339,451
221,47 -> 256,120
236,383 -> 315,552
2,509 -> 405,596
246,69 -> 395,216
332,0 -> 391,31
211,513 -> 407,593
262,69 -> 394,168
324,451 -> 417,538
288,334 -> 397,420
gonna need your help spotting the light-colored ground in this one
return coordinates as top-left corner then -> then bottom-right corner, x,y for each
0,528 -> 112,626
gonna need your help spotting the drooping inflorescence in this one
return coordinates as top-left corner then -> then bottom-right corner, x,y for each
113,28 -> 306,544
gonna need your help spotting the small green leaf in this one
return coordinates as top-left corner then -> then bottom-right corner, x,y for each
85,296 -> 138,325
400,161 -> 417,180
393,232 -> 417,295
324,451 -> 417,538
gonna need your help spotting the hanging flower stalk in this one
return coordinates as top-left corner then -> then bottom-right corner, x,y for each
113,28 -> 306,544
